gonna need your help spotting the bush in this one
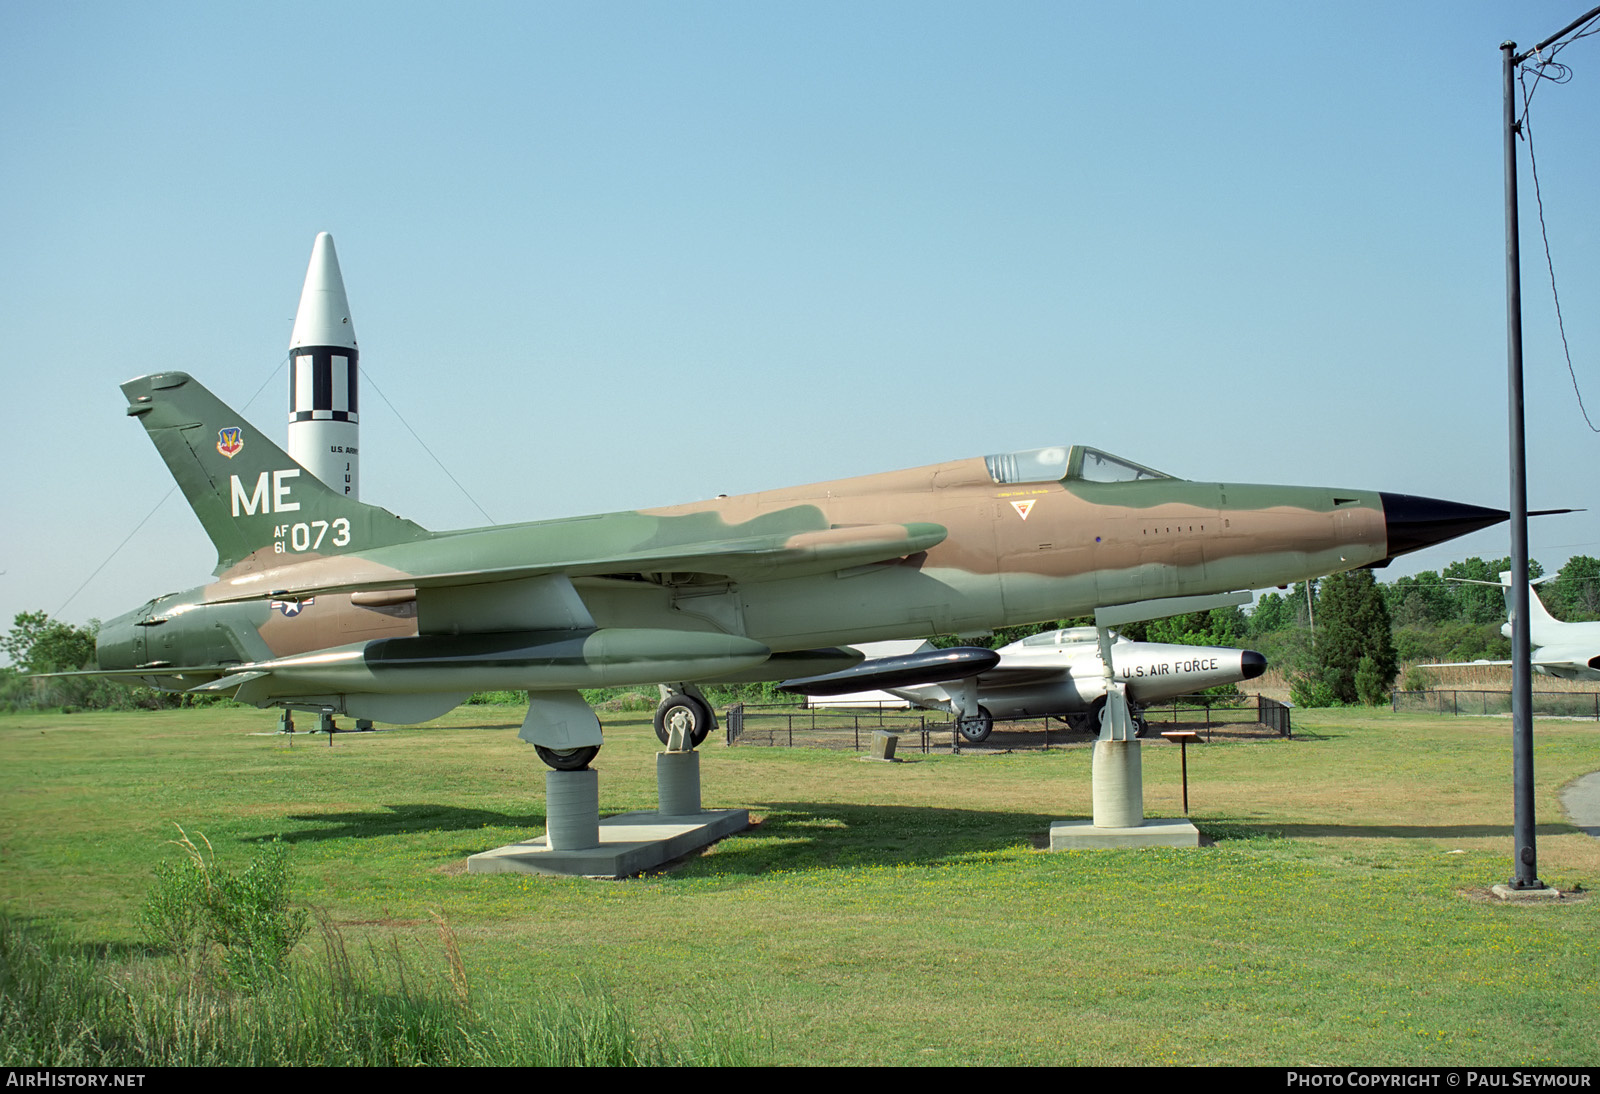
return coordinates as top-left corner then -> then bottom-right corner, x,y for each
1289,675 -> 1338,708
1354,655 -> 1387,706
141,828 -> 309,987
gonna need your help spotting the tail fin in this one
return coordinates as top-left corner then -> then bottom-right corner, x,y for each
1525,581 -> 1563,645
1497,570 -> 1564,645
122,372 -> 431,575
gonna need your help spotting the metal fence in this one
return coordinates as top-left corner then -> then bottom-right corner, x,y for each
723,703 -> 944,752
1138,695 -> 1292,739
722,693 -> 1290,752
1392,689 -> 1600,719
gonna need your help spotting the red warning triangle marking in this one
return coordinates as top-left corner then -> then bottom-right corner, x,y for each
1011,500 -> 1035,520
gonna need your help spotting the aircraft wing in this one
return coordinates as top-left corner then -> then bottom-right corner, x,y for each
206,520 -> 949,604
966,664 -> 1073,688
1422,653 -> 1600,672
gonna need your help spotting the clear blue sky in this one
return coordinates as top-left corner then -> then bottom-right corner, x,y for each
2,1 -> 1597,642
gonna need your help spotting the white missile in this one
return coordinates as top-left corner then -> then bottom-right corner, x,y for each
287,232 -> 359,499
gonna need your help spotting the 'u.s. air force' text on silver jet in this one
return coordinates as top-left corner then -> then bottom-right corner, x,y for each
92,371 -> 1507,770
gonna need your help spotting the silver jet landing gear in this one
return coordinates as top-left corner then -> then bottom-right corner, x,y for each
653,684 -> 716,748
1078,696 -> 1149,738
950,678 -> 995,744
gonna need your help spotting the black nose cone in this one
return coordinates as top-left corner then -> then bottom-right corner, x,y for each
1241,650 -> 1267,680
1378,492 -> 1508,565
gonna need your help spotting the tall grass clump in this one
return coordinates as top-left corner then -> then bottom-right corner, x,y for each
141,828 -> 309,987
2,911 -> 761,1066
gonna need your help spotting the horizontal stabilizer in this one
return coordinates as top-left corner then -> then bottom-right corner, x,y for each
780,646 -> 1000,696
188,670 -> 270,693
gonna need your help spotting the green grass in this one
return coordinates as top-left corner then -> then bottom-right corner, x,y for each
2,704 -> 1597,1065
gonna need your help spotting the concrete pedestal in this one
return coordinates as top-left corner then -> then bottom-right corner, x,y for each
1045,738 -> 1200,850
870,731 -> 899,761
468,808 -> 749,878
1049,817 -> 1201,849
468,756 -> 748,878
1092,740 -> 1144,828
656,751 -> 702,816
545,769 -> 600,850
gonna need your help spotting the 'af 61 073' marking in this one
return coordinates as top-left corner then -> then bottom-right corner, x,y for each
272,519 -> 351,554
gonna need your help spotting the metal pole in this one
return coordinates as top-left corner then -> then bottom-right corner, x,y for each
1502,39 -> 1543,890
1181,738 -> 1190,815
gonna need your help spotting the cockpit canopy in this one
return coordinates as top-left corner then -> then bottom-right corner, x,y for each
983,445 -> 1173,486
1015,626 -> 1125,648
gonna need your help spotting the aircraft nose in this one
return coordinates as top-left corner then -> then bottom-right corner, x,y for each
1240,650 -> 1266,680
1378,492 -> 1508,565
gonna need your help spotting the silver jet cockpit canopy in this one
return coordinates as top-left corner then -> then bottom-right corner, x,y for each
1014,626 -> 1122,648
984,445 -> 1175,485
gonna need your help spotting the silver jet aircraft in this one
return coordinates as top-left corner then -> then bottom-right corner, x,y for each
781,628 -> 1266,741
1436,571 -> 1600,681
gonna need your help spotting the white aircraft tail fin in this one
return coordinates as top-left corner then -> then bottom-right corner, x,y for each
1495,570 -> 1563,645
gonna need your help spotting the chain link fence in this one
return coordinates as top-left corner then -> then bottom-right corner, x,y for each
1392,689 -> 1600,718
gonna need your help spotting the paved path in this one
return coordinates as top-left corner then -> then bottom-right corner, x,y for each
1561,771 -> 1600,839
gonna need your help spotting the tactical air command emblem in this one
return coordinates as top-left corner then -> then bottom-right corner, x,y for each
269,598 -> 314,617
217,427 -> 244,459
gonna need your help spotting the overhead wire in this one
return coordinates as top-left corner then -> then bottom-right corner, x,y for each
1515,12 -> 1600,433
359,367 -> 497,526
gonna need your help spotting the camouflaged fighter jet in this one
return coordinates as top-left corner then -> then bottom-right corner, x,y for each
93,371 -> 1508,770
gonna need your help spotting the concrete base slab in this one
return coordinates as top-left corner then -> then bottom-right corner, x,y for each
1048,817 -> 1200,850
1490,883 -> 1568,902
467,808 -> 749,878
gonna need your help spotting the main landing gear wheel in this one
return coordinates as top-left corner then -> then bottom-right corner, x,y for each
654,694 -> 713,748
1085,696 -> 1108,735
1082,696 -> 1148,738
956,706 -> 994,744
535,744 -> 601,771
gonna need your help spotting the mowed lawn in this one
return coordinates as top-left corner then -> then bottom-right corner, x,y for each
2,703 -> 1597,1066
